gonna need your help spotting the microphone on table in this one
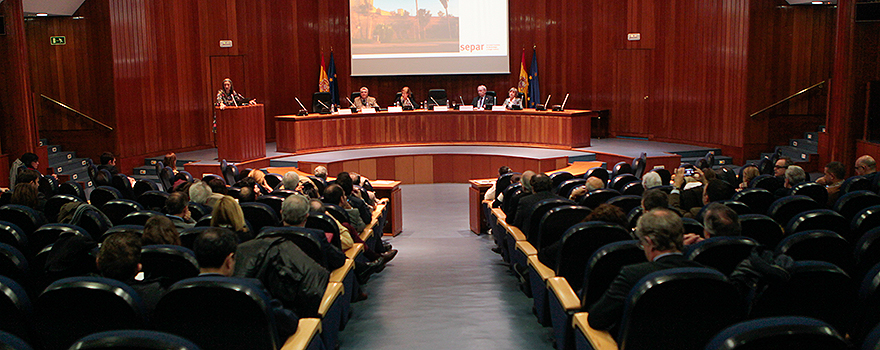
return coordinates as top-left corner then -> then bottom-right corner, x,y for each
294,97 -> 309,116
431,97 -> 440,106
536,95 -> 550,111
553,93 -> 569,112
316,100 -> 331,114
460,96 -> 465,105
346,97 -> 355,107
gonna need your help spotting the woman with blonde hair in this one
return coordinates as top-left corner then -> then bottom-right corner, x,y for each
248,169 -> 270,194
210,195 -> 252,241
739,165 -> 759,190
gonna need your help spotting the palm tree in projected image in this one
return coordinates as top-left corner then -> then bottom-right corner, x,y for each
439,0 -> 450,38
414,0 -> 420,39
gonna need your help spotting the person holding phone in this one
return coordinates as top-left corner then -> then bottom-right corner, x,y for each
668,165 -> 735,219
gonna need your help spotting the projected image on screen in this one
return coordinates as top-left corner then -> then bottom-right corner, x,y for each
350,0 -> 509,76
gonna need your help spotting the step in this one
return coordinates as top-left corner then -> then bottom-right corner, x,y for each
144,157 -> 195,168
679,155 -> 733,167
129,174 -> 161,184
790,139 -> 818,153
819,125 -> 826,133
269,160 -> 298,168
56,167 -> 90,183
133,165 -> 158,176
46,144 -> 65,155
804,132 -> 819,141
670,148 -> 722,159
775,145 -> 816,163
50,158 -> 89,175
568,153 -> 597,162
48,151 -> 77,166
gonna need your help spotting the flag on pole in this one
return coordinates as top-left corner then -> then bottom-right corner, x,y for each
318,53 -> 330,93
528,48 -> 541,108
517,50 -> 529,101
328,52 -> 339,106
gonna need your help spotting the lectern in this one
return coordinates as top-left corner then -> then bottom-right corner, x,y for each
215,104 -> 266,162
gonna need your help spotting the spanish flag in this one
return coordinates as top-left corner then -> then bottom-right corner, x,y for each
318,53 -> 330,93
517,50 -> 529,101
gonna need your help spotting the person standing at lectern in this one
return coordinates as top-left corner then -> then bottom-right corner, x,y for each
354,86 -> 378,109
215,78 -> 255,109
502,87 -> 523,110
394,86 -> 418,109
472,85 -> 495,109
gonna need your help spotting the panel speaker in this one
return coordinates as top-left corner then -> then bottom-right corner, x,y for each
0,16 -> 6,36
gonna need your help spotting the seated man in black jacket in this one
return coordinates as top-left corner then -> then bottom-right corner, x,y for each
96,231 -> 168,313
511,173 -> 567,235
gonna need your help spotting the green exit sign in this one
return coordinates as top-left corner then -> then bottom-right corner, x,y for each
50,36 -> 66,45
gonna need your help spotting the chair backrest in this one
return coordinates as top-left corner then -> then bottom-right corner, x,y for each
257,227 -> 326,267
584,167 -> 610,185
69,330 -> 203,350
0,244 -> 29,293
855,227 -> 880,279
323,204 -> 350,225
682,217 -> 704,236
751,174 -> 782,193
120,210 -> 164,226
617,268 -> 744,350
0,205 -> 45,236
137,190 -> 170,212
732,188 -> 775,216
102,199 -> 145,226
255,195 -> 284,216
0,276 -> 32,345
791,182 -> 829,207
428,89 -> 447,105
44,194 -> 82,223
685,236 -> 758,275
713,200 -> 753,216
834,191 -> 880,223
0,330 -> 32,350
132,180 -> 159,199
494,172 -> 518,200
549,172 -> 574,193
610,174 -> 638,192
767,195 -> 821,228
842,176 -> 873,194
557,178 -> 586,198
0,221 -> 27,254
555,221 -> 631,292
38,175 -> 58,198
30,223 -> 89,255
524,198 -> 573,238
535,205 -> 591,250
270,189 -> 297,199
263,173 -> 283,190
785,209 -> 848,238
59,181 -> 87,201
621,182 -> 645,196
852,205 -> 880,241
312,91 -> 331,112
153,277 -> 279,350
34,276 -> 146,350
750,261 -> 855,335
178,226 -> 231,250
775,230 -> 852,272
89,186 -> 122,209
606,195 -> 642,216
611,161 -> 633,177
704,316 -> 849,350
626,206 -> 643,230
195,215 -> 213,227
579,240 -> 644,309
219,160 -> 235,186
140,245 -> 200,284
580,188 -> 621,209
500,183 -> 523,217
187,202 -> 211,222
101,225 -> 145,242
306,213 -> 341,248
631,153 -> 647,179
855,261 -> 880,343
111,174 -> 135,200
240,202 -> 280,233
737,214 -> 784,248
717,167 -> 738,187
66,204 -> 113,242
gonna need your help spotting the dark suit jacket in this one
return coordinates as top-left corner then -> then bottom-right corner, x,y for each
471,95 -> 495,108
587,254 -> 705,334
510,191 -> 566,234
197,274 -> 299,338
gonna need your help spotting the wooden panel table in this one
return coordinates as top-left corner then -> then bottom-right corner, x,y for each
275,109 -> 599,154
216,104 -> 266,162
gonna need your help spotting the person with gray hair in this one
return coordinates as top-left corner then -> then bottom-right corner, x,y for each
641,171 -> 662,189
313,166 -> 328,180
588,208 -> 704,335
282,171 -> 300,191
188,181 -> 212,205
280,194 -> 310,226
775,165 -> 807,198
683,203 -> 741,245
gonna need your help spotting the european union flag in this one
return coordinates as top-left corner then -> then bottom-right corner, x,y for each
527,48 -> 540,108
328,52 -> 339,106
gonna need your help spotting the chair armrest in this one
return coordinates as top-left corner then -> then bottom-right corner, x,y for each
527,254 -> 556,281
318,282 -> 344,317
329,259 -> 354,283
490,207 -> 506,222
516,240 -> 538,256
494,213 -> 526,241
281,318 -> 322,350
572,312 -> 618,350
548,277 -> 581,312
345,243 -> 364,260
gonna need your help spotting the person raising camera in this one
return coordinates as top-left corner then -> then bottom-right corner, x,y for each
668,165 -> 734,219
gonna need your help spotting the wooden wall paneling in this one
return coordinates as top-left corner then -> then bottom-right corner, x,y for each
826,0 -> 857,166
412,155 -> 434,184
432,155 -> 454,183
376,157 -> 396,180
394,156 -> 415,184
357,158 -> 377,180
0,0 -> 38,160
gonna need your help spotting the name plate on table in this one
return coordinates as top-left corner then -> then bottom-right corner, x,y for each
433,106 -> 449,112
492,106 -> 507,111
459,105 -> 474,111
388,106 -> 403,113
338,108 -> 352,115
360,108 -> 377,114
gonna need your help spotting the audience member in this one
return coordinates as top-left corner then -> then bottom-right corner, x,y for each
739,165 -> 759,190
568,176 -> 606,201
207,177 -> 229,195
248,169 -> 270,195
323,184 -> 366,232
512,173 -> 566,233
583,203 -> 628,228
43,234 -> 98,285
336,172 -> 372,225
503,170 -> 535,223
281,195 -> 346,271
484,166 -> 513,200
774,157 -> 792,178
96,232 -> 166,312
776,165 -> 806,198
238,185 -> 256,203
188,181 -> 212,206
193,228 -> 299,338
210,195 -> 252,242
98,152 -> 120,176
164,192 -> 194,229
816,161 -> 846,207
670,166 -> 734,218
281,171 -> 300,191
313,166 -> 328,181
142,215 -> 181,246
10,182 -> 41,211
855,155 -> 877,178
683,203 -> 741,245
8,152 -> 40,186
163,153 -> 178,175
588,208 -> 704,336
641,171 -> 662,189
641,188 -> 668,211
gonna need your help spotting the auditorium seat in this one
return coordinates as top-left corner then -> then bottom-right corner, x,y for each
0,330 -> 32,350
43,194 -> 82,223
605,195 -> 641,216
219,160 -> 239,186
717,167 -> 738,187
682,217 -> 704,236
120,210 -> 163,226
704,317 -> 849,350
610,162 -> 633,177
546,240 -> 642,350
862,319 -> 880,350
140,245 -> 200,284
834,191 -> 880,223
776,230 -> 852,272
241,202 -> 281,233
152,277 -> 285,350
256,195 -> 285,216
0,262 -> 31,335
785,209 -> 848,238
101,225 -> 144,242
842,176 -> 873,195
178,227 -> 217,249
313,92 -> 331,113
38,175 -> 58,199
195,214 -> 213,227
30,223 -> 89,256
790,182 -> 829,207
580,189 -> 620,209
270,189 -> 298,199
264,173 -> 283,190
855,227 -> 880,279
0,221 -> 27,255
524,198 -> 574,240
73,207 -> 114,242
750,174 -> 781,193
258,227 -> 327,268
500,182 -> 523,217
0,205 -> 46,236
557,178 -> 586,199
584,167 -> 610,185
535,205 -> 592,251
716,200 -> 752,216
732,188 -> 775,216
685,236 -> 758,275
226,187 -> 242,201
750,261 -> 855,334
187,202 -> 211,222
766,195 -> 821,230
89,186 -> 122,209
68,330 -> 202,350
852,205 -> 880,241
609,174 -> 638,192
137,190 -> 169,212
550,172 -> 575,194
132,179 -> 159,199
33,276 -> 146,350
306,213 -> 341,249
111,174 -> 135,200
428,89 -> 447,106
323,205 -> 350,227
159,166 -> 175,192
573,267 -> 744,350
626,207 -> 642,229
855,262 -> 880,343
58,181 -> 87,202
620,182 -> 644,196
631,153 -> 647,179
101,199 -> 145,226
738,214 -> 784,248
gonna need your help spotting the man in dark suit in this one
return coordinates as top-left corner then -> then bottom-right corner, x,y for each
471,85 -> 495,109
587,208 -> 705,335
510,173 -> 568,235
